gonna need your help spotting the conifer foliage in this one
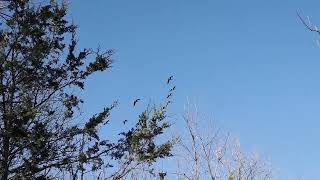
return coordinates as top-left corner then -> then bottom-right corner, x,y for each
0,1 -> 173,179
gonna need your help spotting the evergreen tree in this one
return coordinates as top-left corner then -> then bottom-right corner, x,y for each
0,1 -> 173,179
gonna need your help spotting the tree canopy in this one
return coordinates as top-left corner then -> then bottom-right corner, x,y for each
0,0 -> 174,179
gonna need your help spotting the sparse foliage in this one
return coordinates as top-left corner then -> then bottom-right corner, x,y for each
172,103 -> 272,180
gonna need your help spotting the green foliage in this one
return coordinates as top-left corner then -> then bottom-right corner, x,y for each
0,0 -> 174,179
119,105 -> 173,163
228,173 -> 235,180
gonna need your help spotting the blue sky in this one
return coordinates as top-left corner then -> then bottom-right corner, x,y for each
70,1 -> 320,179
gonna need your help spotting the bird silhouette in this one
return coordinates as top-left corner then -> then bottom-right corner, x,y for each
166,93 -> 172,99
123,119 -> 128,124
170,86 -> 176,92
133,98 -> 140,106
167,76 -> 173,84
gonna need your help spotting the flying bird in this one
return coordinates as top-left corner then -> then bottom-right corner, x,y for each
166,93 -> 172,99
123,119 -> 128,124
167,76 -> 173,84
133,98 -> 140,106
170,86 -> 176,92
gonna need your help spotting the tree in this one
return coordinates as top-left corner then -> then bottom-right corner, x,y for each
117,102 -> 273,180
171,103 -> 272,180
0,0 -> 174,179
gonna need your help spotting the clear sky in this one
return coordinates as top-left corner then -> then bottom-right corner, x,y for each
70,1 -> 320,179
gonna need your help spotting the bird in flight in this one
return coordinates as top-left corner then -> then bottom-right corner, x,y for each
167,76 -> 173,84
133,98 -> 140,106
170,86 -> 176,92
123,119 -> 128,124
166,93 -> 172,99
